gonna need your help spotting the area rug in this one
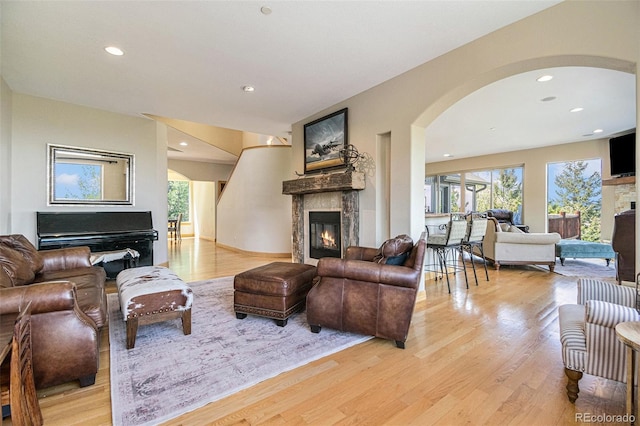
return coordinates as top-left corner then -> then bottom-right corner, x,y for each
109,276 -> 371,426
553,257 -> 616,279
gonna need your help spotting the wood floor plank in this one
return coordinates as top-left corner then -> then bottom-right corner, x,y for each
24,238 -> 627,426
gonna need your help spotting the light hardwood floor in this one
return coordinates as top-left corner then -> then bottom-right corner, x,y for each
31,238 -> 626,425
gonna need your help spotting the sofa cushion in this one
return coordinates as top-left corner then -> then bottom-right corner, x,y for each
373,234 -> 413,264
0,234 -> 44,274
495,232 -> 561,245
0,245 -> 35,286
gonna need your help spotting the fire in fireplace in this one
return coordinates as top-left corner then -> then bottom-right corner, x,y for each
309,211 -> 341,259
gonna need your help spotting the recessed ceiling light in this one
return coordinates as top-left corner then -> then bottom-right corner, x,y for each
443,153 -> 453,158
260,6 -> 272,15
179,141 -> 188,146
489,127 -> 496,131
541,96 -> 557,102
104,46 -> 124,56
593,129 -> 604,133
570,107 -> 584,113
537,75 -> 553,82
242,85 -> 255,92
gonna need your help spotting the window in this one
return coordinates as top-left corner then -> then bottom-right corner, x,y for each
547,159 -> 602,241
424,174 -> 461,213
168,180 -> 190,222
465,168 -> 523,220
426,166 -> 523,219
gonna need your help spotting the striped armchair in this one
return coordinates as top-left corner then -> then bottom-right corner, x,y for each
558,279 -> 639,402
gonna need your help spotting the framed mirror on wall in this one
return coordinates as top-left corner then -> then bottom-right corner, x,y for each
48,144 -> 134,205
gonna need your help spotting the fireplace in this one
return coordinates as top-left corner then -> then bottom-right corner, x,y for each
309,211 -> 341,259
282,171 -> 364,264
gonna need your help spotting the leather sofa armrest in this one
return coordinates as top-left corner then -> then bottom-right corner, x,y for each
345,246 -> 379,261
39,246 -> 92,272
586,300 -> 639,328
0,281 -> 78,315
317,258 -> 418,289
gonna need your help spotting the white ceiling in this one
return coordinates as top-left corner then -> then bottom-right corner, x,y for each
2,1 -> 634,165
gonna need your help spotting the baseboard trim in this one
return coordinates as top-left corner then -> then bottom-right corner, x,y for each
216,242 -> 291,258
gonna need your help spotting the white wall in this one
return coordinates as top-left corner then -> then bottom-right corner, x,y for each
217,146 -> 292,254
10,93 -> 169,265
168,159 -> 233,183
193,181 -> 216,240
291,1 -> 639,250
0,77 -> 12,234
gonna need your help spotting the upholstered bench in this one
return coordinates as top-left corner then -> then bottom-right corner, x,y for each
234,262 -> 317,326
116,266 -> 193,349
555,239 -> 616,266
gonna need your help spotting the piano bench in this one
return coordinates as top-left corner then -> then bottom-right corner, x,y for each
116,266 -> 193,349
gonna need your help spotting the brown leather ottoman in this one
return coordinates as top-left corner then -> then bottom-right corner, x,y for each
234,262 -> 317,326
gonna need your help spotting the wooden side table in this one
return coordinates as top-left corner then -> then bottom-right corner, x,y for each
615,321 -> 640,421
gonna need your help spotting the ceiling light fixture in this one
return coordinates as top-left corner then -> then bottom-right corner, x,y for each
242,85 -> 255,92
179,141 -> 188,146
104,46 -> 124,56
541,96 -> 557,102
593,129 -> 604,133
570,107 -> 584,113
260,6 -> 272,15
443,153 -> 453,158
537,75 -> 553,82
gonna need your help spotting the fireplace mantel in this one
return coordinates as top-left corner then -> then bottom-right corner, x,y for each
282,171 -> 365,263
283,171 -> 365,195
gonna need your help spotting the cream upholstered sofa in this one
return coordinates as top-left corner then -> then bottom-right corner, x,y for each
479,217 -> 561,271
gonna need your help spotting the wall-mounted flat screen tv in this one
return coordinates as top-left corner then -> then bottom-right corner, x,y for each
609,131 -> 636,177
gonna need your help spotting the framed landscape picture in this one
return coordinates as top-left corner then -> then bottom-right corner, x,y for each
304,108 -> 348,174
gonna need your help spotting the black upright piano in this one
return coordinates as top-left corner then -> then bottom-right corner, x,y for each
37,211 -> 159,278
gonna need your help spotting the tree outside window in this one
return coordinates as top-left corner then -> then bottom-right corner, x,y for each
168,180 -> 190,222
465,167 -> 523,222
547,160 -> 601,242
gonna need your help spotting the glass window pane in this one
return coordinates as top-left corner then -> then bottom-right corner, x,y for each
547,159 -> 602,241
168,180 -> 190,222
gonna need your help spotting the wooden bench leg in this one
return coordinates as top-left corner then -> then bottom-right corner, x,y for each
182,308 -> 192,335
126,317 -> 139,349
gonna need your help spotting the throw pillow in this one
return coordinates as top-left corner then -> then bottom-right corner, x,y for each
0,234 -> 44,273
509,225 -> 524,233
0,245 -> 35,286
372,234 -> 413,264
385,252 -> 409,266
499,223 -> 511,232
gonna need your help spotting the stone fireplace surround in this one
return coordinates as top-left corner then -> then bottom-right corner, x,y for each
282,172 -> 365,264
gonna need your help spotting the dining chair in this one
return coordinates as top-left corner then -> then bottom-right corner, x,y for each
1,302 -> 43,426
426,216 -> 469,293
168,213 -> 183,242
462,213 -> 489,286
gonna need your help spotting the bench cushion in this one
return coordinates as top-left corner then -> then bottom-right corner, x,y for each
556,239 -> 615,258
116,266 -> 192,321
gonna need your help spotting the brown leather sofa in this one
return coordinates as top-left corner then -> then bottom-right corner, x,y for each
0,234 -> 107,389
612,209 -> 636,284
306,232 -> 426,348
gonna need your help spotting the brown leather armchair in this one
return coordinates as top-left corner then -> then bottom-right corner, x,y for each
0,234 -> 107,389
612,209 -> 636,284
306,232 -> 426,349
